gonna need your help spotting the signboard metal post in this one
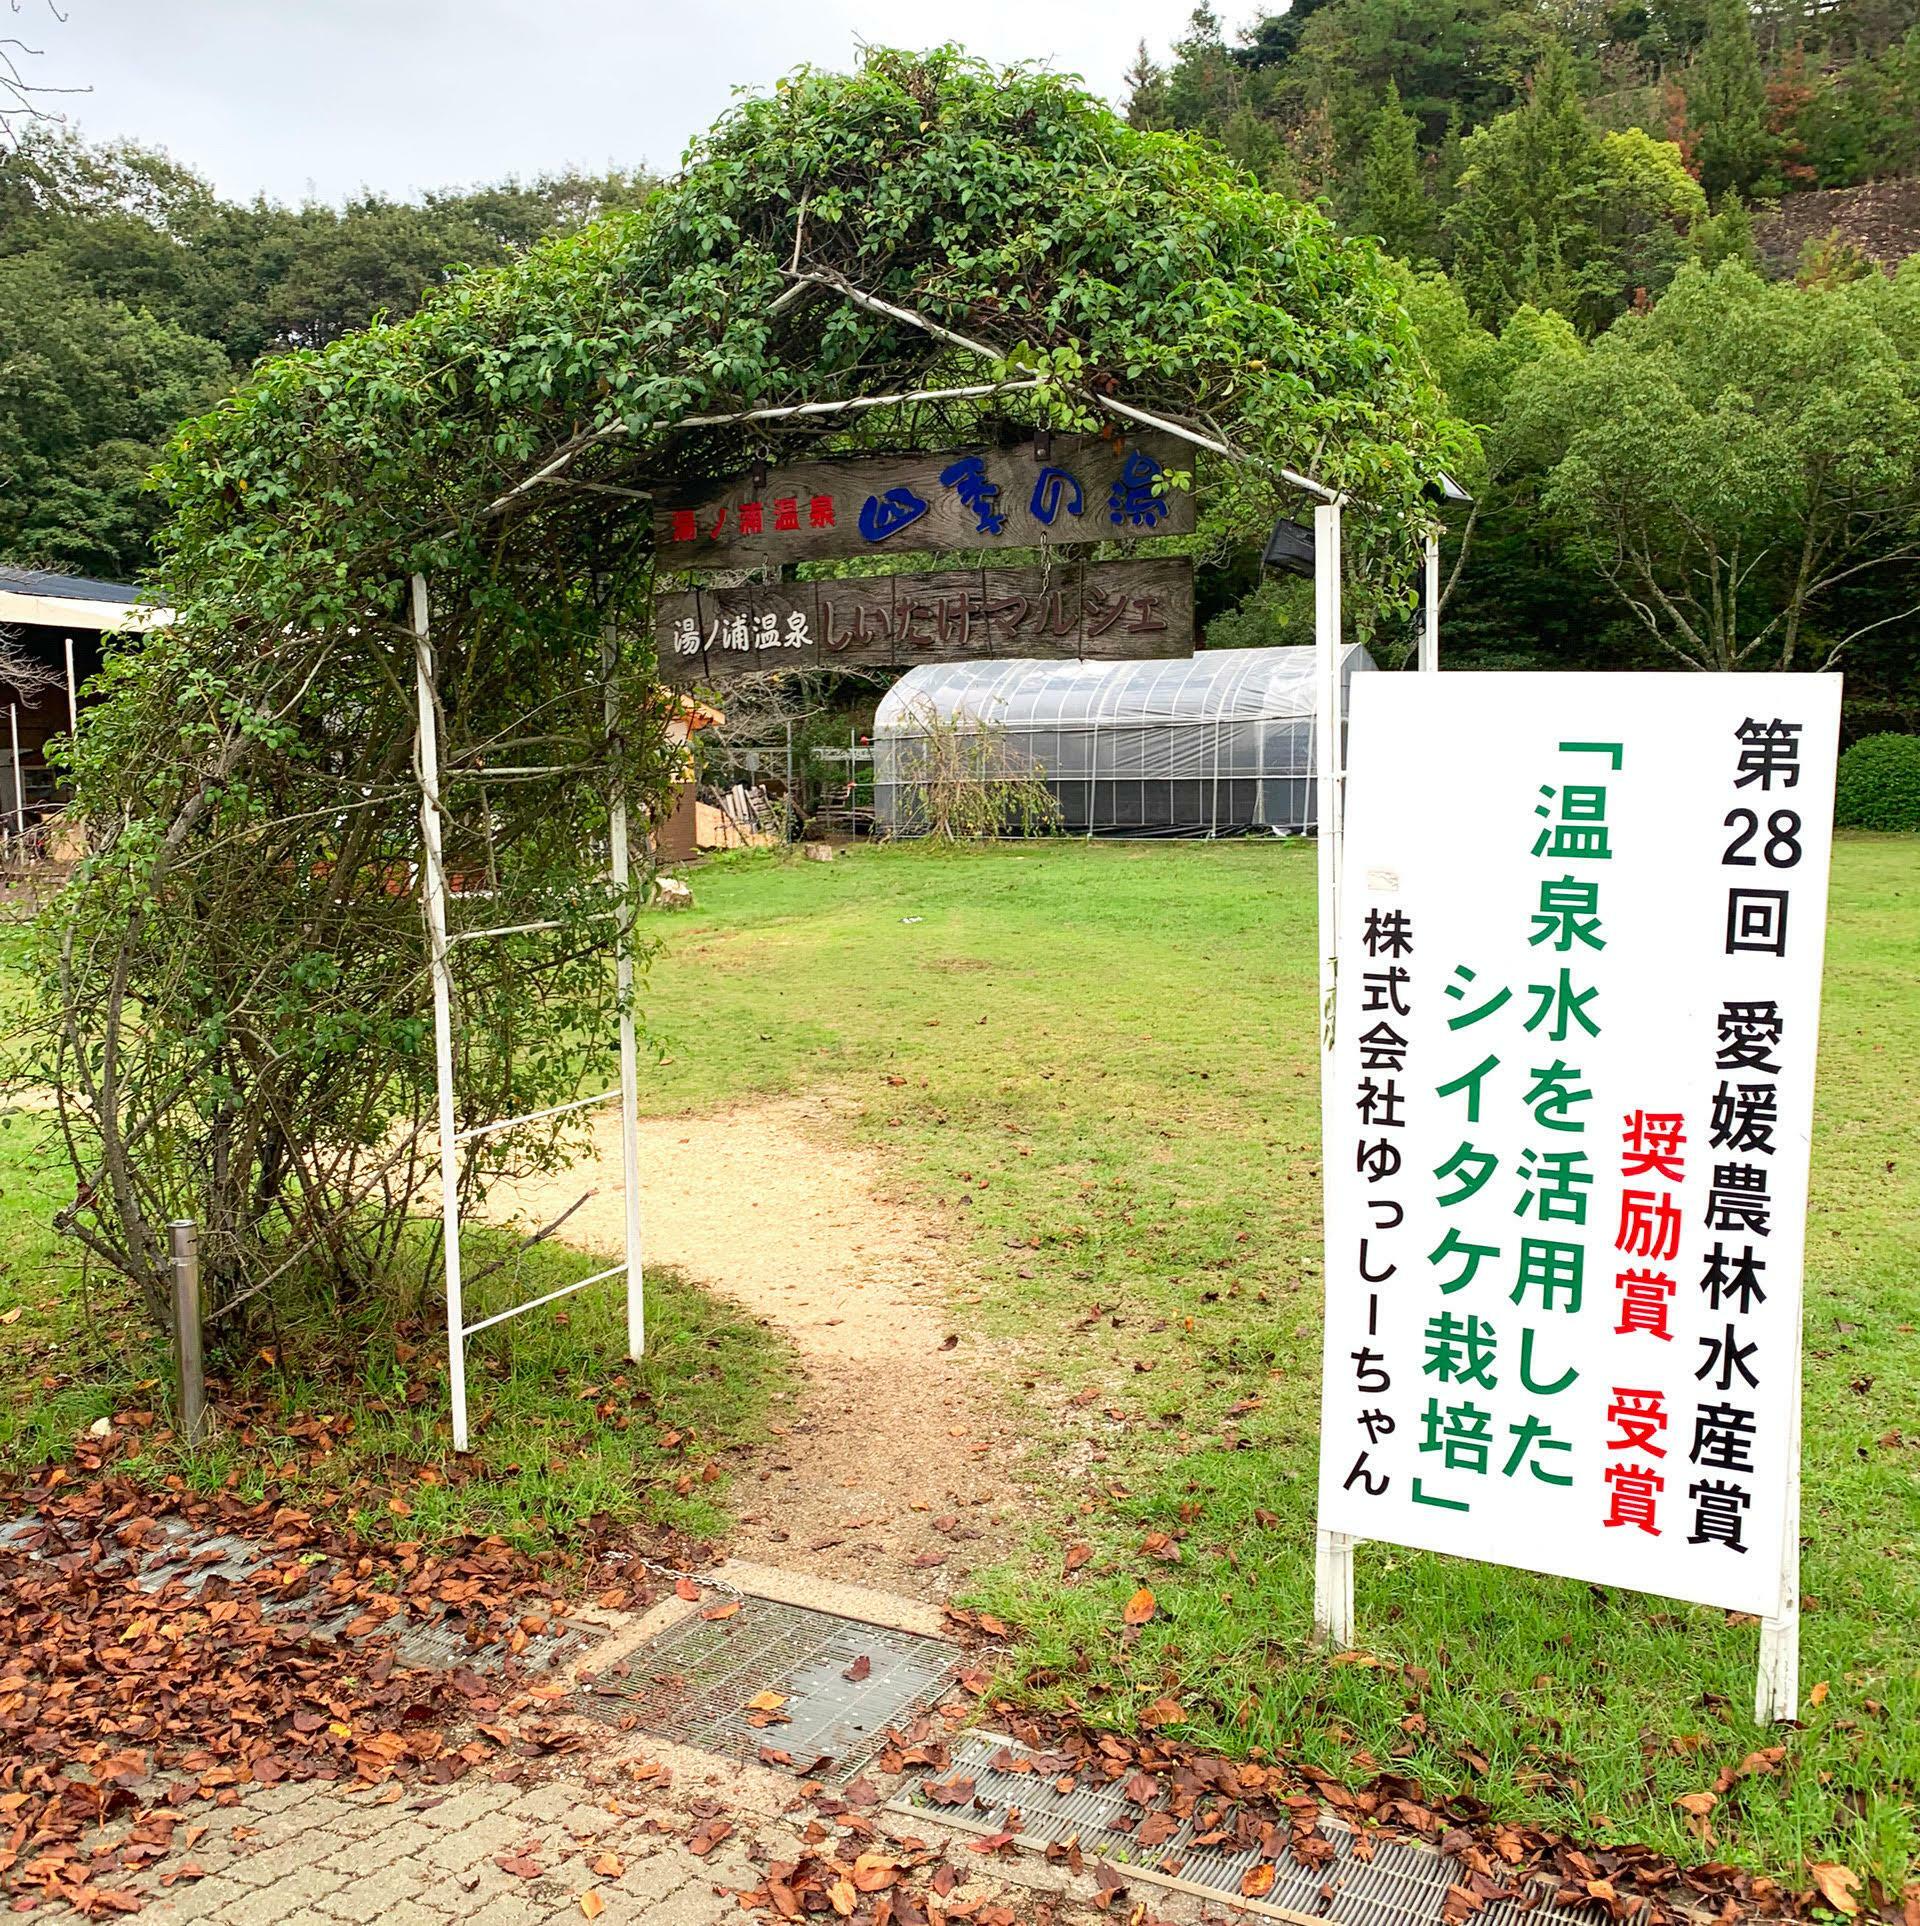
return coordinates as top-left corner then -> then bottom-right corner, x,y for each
1312,498 -> 1356,1648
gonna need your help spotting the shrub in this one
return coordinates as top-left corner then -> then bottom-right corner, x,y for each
1835,732 -> 1920,830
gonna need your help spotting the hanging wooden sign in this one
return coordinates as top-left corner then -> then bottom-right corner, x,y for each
654,558 -> 1192,685
652,432 -> 1196,571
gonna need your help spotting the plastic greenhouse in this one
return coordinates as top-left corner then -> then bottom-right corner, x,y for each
872,645 -> 1375,838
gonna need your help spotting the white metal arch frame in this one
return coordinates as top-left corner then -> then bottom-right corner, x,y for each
421,275 -> 1456,1486
411,574 -> 644,1454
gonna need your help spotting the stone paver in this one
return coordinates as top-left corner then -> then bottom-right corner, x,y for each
311,1858 -> 428,1922
223,1836 -> 341,1888
466,1895 -> 550,1926
420,1809 -> 530,1873
221,1874 -> 346,1926
100,1733 -> 1194,1926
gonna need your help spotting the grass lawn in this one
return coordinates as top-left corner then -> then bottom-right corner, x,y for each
0,1033 -> 791,1555
623,834 -> 1918,1892
1,834 -> 1912,1888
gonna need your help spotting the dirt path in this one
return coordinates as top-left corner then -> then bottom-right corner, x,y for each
481,1093 -> 1032,1598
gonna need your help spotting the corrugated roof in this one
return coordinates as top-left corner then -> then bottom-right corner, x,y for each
0,566 -> 139,606
873,644 -> 1371,731
0,567 -> 168,634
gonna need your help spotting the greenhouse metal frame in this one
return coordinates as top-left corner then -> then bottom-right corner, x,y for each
872,644 -> 1376,840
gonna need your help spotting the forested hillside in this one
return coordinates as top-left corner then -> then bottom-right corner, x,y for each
0,133 -> 650,577
1132,0 -> 1920,732
2,4 -> 1916,734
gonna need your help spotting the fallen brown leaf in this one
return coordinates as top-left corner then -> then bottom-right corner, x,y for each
1809,1863 -> 1861,1916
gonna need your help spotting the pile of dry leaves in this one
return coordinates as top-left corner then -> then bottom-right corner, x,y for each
0,1460 -> 659,1917
929,1607 -> 1905,1926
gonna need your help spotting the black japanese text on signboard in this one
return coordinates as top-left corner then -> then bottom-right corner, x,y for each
652,434 -> 1196,571
653,559 -> 1192,685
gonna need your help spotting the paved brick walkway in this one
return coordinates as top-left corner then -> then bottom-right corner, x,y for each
53,1569 -> 1207,1924
116,1738 -> 1147,1926
131,1773 -> 752,1926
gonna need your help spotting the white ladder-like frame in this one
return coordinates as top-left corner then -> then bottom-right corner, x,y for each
411,573 -> 644,1455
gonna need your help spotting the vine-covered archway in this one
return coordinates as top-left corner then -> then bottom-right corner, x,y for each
28,46 -> 1464,1381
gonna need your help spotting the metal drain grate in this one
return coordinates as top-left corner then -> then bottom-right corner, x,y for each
891,1733 -> 1642,1926
576,1592 -> 955,1782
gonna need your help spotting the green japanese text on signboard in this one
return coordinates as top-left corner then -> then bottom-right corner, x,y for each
653,434 -> 1195,570
653,558 -> 1192,685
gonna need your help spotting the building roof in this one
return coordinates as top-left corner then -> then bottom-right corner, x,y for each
874,644 -> 1374,732
0,566 -> 170,634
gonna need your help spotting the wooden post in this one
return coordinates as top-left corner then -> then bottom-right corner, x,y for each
1312,499 -> 1356,1649
64,634 -> 78,739
169,1221 -> 205,1447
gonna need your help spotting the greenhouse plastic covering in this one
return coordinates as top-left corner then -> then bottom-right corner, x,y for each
873,644 -> 1374,838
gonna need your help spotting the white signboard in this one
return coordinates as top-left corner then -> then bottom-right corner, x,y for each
1317,673 -> 1840,1617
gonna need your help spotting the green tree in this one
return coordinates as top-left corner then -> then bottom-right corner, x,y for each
1514,258 -> 1920,669
1446,43 -> 1603,320
1447,46 -> 1703,329
1691,187 -> 1759,266
1124,39 -> 1170,126
0,250 -> 227,574
1398,267 -> 1599,655
1685,0 -> 1776,198
0,130 -> 656,575
1361,79 -> 1437,257
1593,126 -> 1709,305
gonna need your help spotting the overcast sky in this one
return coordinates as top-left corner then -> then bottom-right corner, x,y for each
24,0 -> 1201,205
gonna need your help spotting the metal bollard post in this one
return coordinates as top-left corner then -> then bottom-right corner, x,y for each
169,1220 -> 205,1447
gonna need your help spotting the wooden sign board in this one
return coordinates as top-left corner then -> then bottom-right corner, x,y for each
653,433 -> 1196,571
655,558 -> 1192,686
